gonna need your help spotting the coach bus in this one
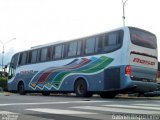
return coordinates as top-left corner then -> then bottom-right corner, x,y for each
7,26 -> 159,98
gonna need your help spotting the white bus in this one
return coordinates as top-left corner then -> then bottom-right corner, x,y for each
7,26 -> 159,98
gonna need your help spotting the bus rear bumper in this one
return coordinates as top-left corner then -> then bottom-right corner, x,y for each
124,80 -> 160,93
144,91 -> 160,97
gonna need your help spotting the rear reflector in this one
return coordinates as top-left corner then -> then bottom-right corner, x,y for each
125,65 -> 131,76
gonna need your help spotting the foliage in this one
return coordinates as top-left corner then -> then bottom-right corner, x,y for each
0,77 -> 7,91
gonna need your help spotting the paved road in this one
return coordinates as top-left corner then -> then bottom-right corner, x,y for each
0,93 -> 160,120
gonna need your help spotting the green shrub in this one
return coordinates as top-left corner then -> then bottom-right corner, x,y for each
0,77 -> 7,91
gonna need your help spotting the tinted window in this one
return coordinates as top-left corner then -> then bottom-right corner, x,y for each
68,41 -> 77,57
103,30 -> 123,52
108,33 -> 118,45
54,45 -> 64,59
130,28 -> 157,49
27,51 -> 32,64
85,37 -> 96,54
19,52 -> 27,65
40,48 -> 47,61
95,36 -> 103,53
31,50 -> 38,63
28,50 -> 38,63
77,40 -> 82,56
36,49 -> 41,62
47,46 -> 52,60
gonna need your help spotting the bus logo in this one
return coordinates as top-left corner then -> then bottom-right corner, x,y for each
133,58 -> 155,66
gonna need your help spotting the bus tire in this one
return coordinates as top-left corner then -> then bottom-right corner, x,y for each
100,92 -> 116,98
74,79 -> 92,97
18,82 -> 26,95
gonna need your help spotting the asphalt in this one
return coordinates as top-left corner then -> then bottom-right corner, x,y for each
1,93 -> 160,120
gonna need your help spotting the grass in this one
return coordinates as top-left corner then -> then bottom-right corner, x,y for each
0,77 -> 7,91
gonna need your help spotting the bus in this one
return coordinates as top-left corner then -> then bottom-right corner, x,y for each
7,26 -> 159,98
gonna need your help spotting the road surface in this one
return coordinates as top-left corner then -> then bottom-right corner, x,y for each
0,93 -> 160,120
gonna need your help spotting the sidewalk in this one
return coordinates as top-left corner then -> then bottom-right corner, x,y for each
0,87 -> 11,96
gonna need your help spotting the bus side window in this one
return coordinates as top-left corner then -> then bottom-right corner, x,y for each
54,44 -> 63,59
118,30 -> 124,45
52,46 -> 55,60
28,50 -> 37,64
108,33 -> 118,45
77,40 -> 82,56
95,35 -> 103,53
61,44 -> 65,58
31,50 -> 38,63
40,47 -> 48,62
27,51 -> 32,64
85,37 -> 96,54
103,34 -> 109,52
19,52 -> 27,65
47,46 -> 53,61
108,31 -> 123,49
36,49 -> 41,62
103,31 -> 123,52
68,41 -> 77,57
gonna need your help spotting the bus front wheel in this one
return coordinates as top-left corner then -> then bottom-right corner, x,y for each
74,79 -> 92,97
18,82 -> 26,95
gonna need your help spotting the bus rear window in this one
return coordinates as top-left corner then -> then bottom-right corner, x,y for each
130,28 -> 157,49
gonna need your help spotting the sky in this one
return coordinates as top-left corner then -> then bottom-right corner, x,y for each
0,0 -> 160,67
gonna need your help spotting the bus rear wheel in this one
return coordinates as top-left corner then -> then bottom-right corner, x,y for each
74,79 -> 92,97
18,82 -> 26,95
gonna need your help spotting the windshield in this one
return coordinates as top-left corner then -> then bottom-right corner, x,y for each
129,27 -> 157,49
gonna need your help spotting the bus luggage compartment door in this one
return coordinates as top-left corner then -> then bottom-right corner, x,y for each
104,68 -> 120,90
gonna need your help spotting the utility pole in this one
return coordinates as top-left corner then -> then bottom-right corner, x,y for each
122,0 -> 129,27
0,38 -> 16,73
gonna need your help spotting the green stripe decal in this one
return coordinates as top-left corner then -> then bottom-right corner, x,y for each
52,56 -> 113,88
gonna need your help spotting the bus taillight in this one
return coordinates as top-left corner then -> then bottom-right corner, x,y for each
125,65 -> 131,76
